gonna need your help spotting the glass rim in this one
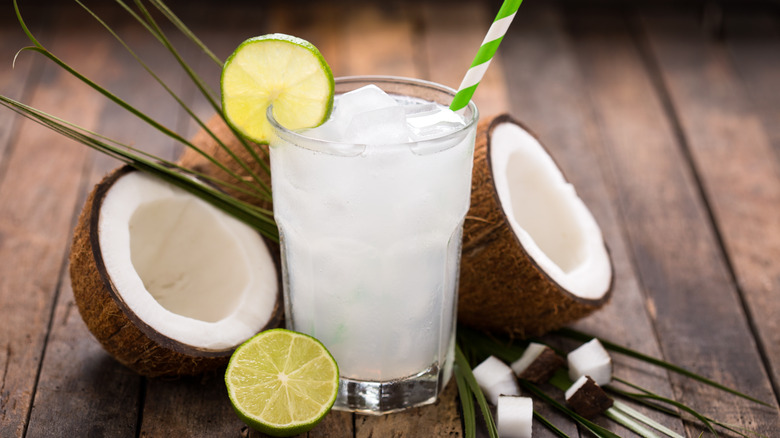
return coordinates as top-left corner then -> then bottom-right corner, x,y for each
266,75 -> 479,153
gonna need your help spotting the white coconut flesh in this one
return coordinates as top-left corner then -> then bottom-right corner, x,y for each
490,122 -> 611,300
97,171 -> 278,351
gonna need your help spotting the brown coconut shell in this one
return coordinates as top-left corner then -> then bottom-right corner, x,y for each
516,347 -> 566,384
458,114 -> 613,338
178,115 -> 272,211
69,166 -> 283,377
565,376 -> 614,419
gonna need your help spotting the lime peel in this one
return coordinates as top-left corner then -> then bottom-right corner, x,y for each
226,328 -> 339,437
221,33 -> 334,144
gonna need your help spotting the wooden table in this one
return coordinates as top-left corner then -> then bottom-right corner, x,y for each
1,1 -> 779,436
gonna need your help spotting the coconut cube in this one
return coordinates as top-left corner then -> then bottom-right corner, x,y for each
565,375 -> 613,418
472,355 -> 520,405
567,338 -> 612,386
497,395 -> 533,438
511,342 -> 565,383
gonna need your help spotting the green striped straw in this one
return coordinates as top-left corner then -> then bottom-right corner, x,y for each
449,0 -> 523,112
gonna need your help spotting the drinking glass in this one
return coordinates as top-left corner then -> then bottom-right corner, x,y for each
268,76 -> 478,414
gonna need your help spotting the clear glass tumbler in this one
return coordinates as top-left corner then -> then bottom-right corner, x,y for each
268,76 -> 478,414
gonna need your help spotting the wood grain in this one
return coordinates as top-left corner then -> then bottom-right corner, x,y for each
723,11 -> 780,157
1,2 -> 779,437
420,0 -> 510,117
569,6 -> 779,435
0,8 -> 109,437
24,6 -> 194,436
0,11 -> 44,164
341,2 -> 420,78
643,9 -> 780,406
355,381 -> 462,438
501,5 -> 683,436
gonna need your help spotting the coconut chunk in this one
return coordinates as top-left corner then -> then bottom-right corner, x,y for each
472,355 -> 520,405
567,338 -> 612,385
511,342 -> 565,383
497,395 -> 533,438
565,375 -> 613,418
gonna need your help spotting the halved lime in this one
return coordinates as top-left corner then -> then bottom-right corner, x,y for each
221,33 -> 334,144
225,329 -> 339,437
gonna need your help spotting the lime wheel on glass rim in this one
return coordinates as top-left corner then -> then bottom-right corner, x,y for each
221,33 -> 335,144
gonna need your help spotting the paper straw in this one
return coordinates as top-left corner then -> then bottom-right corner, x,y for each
449,0 -> 522,112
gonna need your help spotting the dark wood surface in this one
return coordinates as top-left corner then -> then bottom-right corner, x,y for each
1,1 -> 779,436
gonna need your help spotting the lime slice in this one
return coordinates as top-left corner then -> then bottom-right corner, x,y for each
225,329 -> 339,437
221,33 -> 334,143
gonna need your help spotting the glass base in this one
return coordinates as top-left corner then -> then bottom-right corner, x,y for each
332,364 -> 442,415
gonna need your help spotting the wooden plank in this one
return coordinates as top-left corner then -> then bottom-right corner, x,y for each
420,0 -> 510,117
25,281 -> 142,438
141,373 -> 249,438
142,373 -> 354,438
418,2 -> 507,436
723,12 -> 780,157
566,6 -> 779,435
23,4 -> 197,436
341,2 -> 420,77
354,381 -> 462,438
168,1 -> 263,140
0,10 -> 45,164
0,6 -> 113,436
720,11 -> 780,397
641,4 -> 780,418
500,4 -> 683,436
3,2 -> 778,437
129,4 -> 276,436
267,1 -> 347,77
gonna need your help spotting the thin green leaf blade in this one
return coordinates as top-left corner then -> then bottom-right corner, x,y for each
555,328 -> 772,407
533,411 -> 571,438
520,380 -> 622,438
455,345 -> 499,438
454,368 -> 476,438
611,400 -> 684,438
0,95 -> 279,240
605,407 -> 662,438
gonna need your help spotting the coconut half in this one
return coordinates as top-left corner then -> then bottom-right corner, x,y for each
70,166 -> 282,377
458,114 -> 613,337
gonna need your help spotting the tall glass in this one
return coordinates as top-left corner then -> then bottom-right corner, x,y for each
267,76 -> 478,414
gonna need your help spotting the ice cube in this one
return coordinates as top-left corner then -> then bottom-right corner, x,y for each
402,102 -> 439,116
333,84 -> 398,123
410,121 -> 464,140
405,103 -> 467,154
344,106 -> 411,144
406,104 -> 465,140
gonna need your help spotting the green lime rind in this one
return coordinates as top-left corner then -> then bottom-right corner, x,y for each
221,33 -> 334,144
225,328 -> 339,437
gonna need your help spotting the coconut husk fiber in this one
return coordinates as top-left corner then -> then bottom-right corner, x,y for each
69,166 -> 281,377
457,114 -> 613,338
178,115 -> 272,212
